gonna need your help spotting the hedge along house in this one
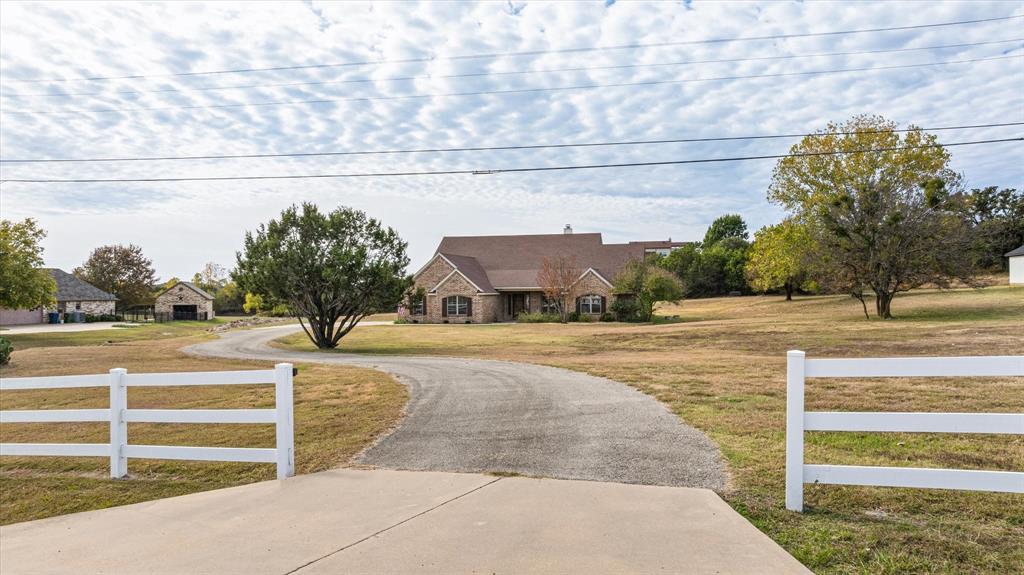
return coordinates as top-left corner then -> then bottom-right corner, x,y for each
0,268 -> 117,326
154,281 -> 215,320
399,227 -> 685,324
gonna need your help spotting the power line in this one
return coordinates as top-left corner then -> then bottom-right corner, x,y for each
2,137 -> 1018,183
2,122 -> 1019,164
6,38 -> 1020,99
8,54 -> 1019,116
4,14 -> 1020,84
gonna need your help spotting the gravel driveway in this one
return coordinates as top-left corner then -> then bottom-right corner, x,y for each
186,325 -> 727,490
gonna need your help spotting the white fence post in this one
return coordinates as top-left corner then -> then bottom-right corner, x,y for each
785,351 -> 805,512
108,368 -> 128,478
274,363 -> 295,480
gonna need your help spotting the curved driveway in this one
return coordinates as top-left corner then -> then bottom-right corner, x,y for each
186,325 -> 727,490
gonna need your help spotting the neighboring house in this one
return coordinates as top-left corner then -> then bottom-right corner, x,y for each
1008,245 -> 1024,285
400,226 -> 685,323
155,281 -> 215,320
0,268 -> 117,326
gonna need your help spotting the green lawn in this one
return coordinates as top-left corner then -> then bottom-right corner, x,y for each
277,286 -> 1024,575
3,319 -> 232,350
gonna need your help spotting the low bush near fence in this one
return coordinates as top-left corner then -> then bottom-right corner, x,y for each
516,311 -> 562,323
0,338 -> 12,366
84,314 -> 123,323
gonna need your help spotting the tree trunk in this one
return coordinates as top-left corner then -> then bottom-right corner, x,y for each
784,281 -> 793,301
876,290 -> 895,319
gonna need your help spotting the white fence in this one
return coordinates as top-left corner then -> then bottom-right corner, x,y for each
785,351 -> 1023,512
0,364 -> 295,480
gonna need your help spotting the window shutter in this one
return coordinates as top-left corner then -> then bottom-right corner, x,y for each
466,297 -> 473,317
441,297 -> 448,317
576,297 -> 582,314
600,296 -> 607,313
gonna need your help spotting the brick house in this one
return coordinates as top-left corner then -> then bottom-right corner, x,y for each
0,268 -> 117,326
399,227 -> 684,323
154,281 -> 215,320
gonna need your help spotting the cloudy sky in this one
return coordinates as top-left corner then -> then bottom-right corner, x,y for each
1,1 -> 1022,280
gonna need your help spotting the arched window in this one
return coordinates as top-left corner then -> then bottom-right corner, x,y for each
442,295 -> 472,317
577,294 -> 604,314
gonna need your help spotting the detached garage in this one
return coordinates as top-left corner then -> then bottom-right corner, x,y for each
1008,245 -> 1024,285
155,281 -> 215,320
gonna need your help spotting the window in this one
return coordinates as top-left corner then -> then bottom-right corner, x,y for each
410,300 -> 425,315
74,302 -> 82,310
541,296 -> 560,315
578,294 -> 603,314
444,295 -> 471,316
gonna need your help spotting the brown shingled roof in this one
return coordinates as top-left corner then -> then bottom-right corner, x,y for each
431,233 -> 680,290
437,253 -> 496,292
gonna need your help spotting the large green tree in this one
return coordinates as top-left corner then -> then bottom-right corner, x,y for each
768,114 -> 977,319
954,186 -> 1023,270
234,203 -> 411,349
703,214 -> 749,246
74,244 -> 158,310
0,218 -> 55,309
661,215 -> 751,297
745,219 -> 813,300
614,256 -> 683,321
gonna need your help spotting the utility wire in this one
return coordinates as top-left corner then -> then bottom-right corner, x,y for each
3,13 -> 1020,84
2,122 -> 1019,164
5,38 -> 1020,98
2,138 -> 1018,183
8,54 -> 1019,116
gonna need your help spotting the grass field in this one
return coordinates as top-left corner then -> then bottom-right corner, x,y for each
2,318 -> 233,349
0,334 -> 407,525
277,286 -> 1024,575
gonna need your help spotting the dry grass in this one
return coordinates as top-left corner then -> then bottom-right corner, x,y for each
0,336 -> 407,525
278,286 -> 1024,575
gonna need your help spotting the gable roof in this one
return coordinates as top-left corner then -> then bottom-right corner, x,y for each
45,268 -> 117,301
1006,245 -> 1024,257
438,253 -> 496,292
430,233 -> 685,290
158,281 -> 215,300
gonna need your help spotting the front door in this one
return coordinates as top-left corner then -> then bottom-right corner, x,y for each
506,293 -> 527,319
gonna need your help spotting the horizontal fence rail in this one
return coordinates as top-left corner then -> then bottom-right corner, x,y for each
0,364 -> 294,480
785,351 -> 1024,512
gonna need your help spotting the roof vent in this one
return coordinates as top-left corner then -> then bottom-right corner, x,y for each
564,224 -> 573,235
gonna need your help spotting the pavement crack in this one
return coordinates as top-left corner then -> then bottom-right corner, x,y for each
284,477 -> 503,574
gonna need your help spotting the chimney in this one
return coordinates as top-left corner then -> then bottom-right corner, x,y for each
563,224 -> 573,235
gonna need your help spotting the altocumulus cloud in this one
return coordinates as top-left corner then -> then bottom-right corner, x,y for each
0,0 -> 1021,278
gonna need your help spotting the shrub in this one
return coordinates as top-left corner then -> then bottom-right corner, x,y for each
0,337 -> 12,366
599,312 -> 615,322
84,314 -> 123,322
267,304 -> 291,317
610,298 -> 641,322
567,311 -> 580,322
575,314 -> 594,323
393,318 -> 411,325
516,311 -> 561,323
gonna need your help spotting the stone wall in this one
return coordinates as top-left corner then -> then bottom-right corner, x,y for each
155,284 -> 215,319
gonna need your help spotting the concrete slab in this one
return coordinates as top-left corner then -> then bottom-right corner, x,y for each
0,470 -> 810,575
0,470 -> 494,575
301,475 -> 810,575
